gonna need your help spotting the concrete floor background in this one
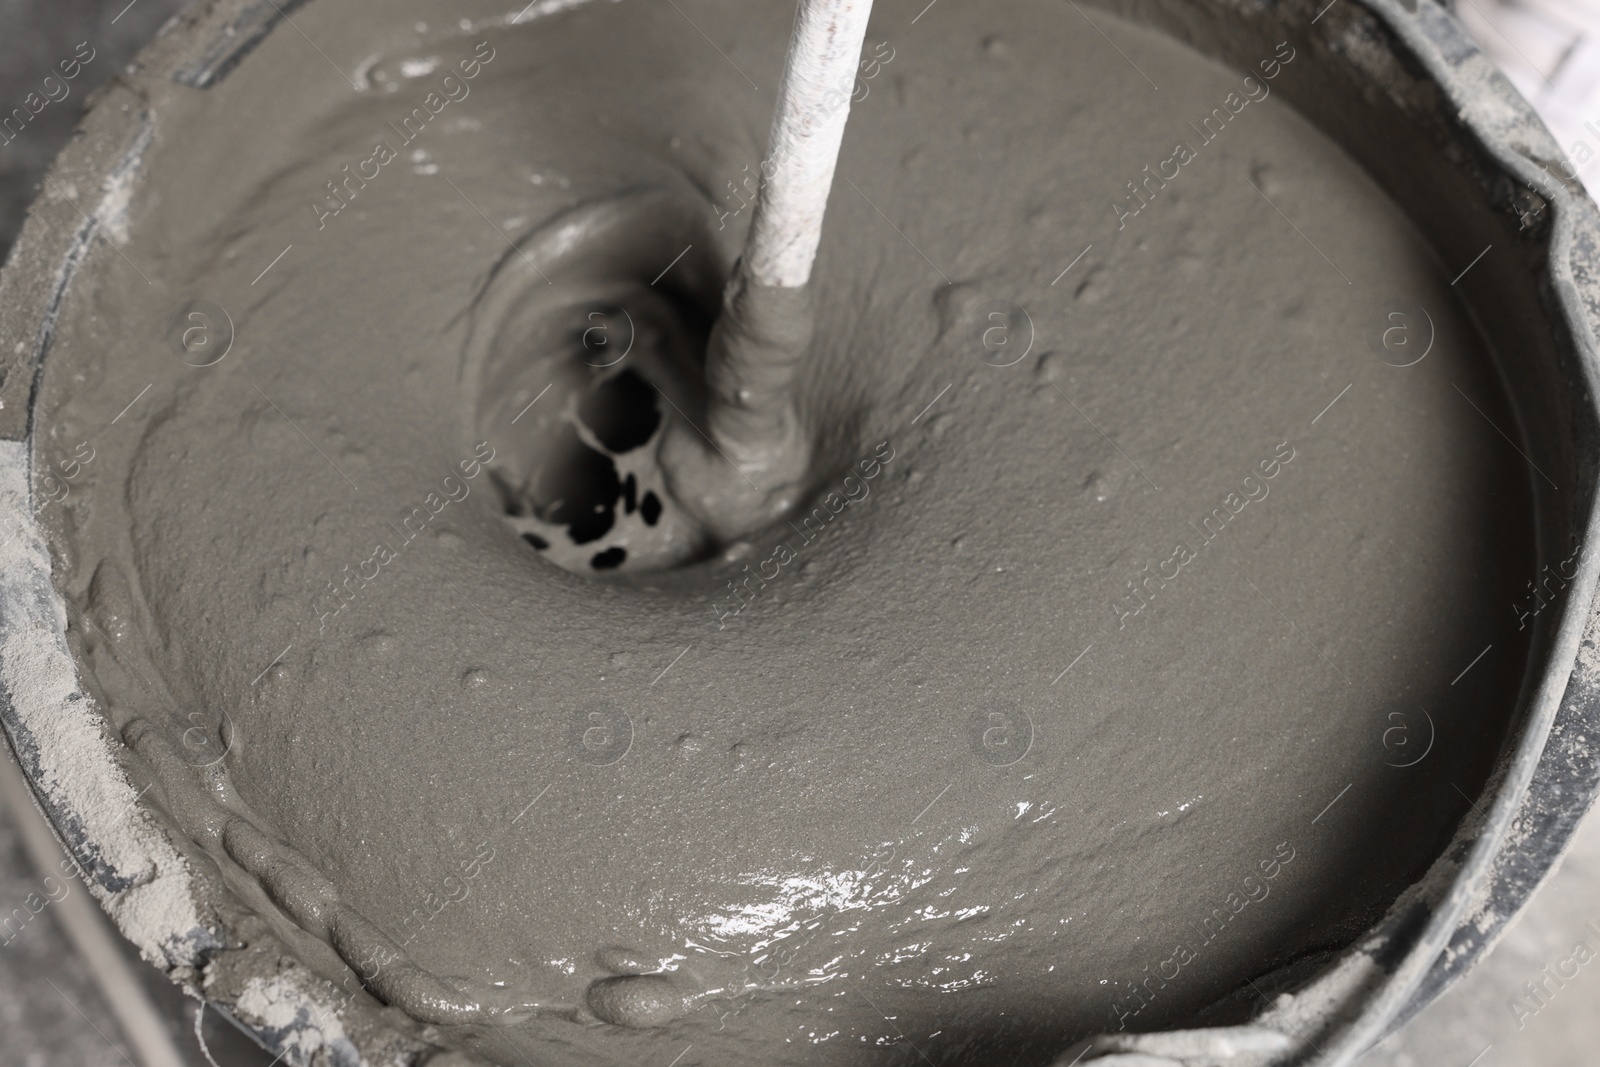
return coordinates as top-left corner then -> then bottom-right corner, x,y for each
1360,809 -> 1600,1067
2,1 -> 1599,1065
0,776 -> 169,1067
0,753 -> 276,1067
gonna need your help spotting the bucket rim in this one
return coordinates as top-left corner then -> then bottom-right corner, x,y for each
1,0 -> 1599,1064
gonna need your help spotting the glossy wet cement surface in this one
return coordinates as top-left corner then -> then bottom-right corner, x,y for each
21,0 -> 1552,1062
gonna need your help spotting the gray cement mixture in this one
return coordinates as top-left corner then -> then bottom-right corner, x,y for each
23,0 -> 1546,1062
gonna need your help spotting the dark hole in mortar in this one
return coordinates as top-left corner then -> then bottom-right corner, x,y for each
532,422 -> 623,546
497,364 -> 678,569
591,546 -> 628,569
483,233 -> 721,575
579,368 -> 661,452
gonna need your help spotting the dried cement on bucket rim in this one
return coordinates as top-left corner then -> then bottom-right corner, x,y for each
4,0 -> 1600,1064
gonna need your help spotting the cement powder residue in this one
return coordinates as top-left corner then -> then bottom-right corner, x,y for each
0,440 -> 209,971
